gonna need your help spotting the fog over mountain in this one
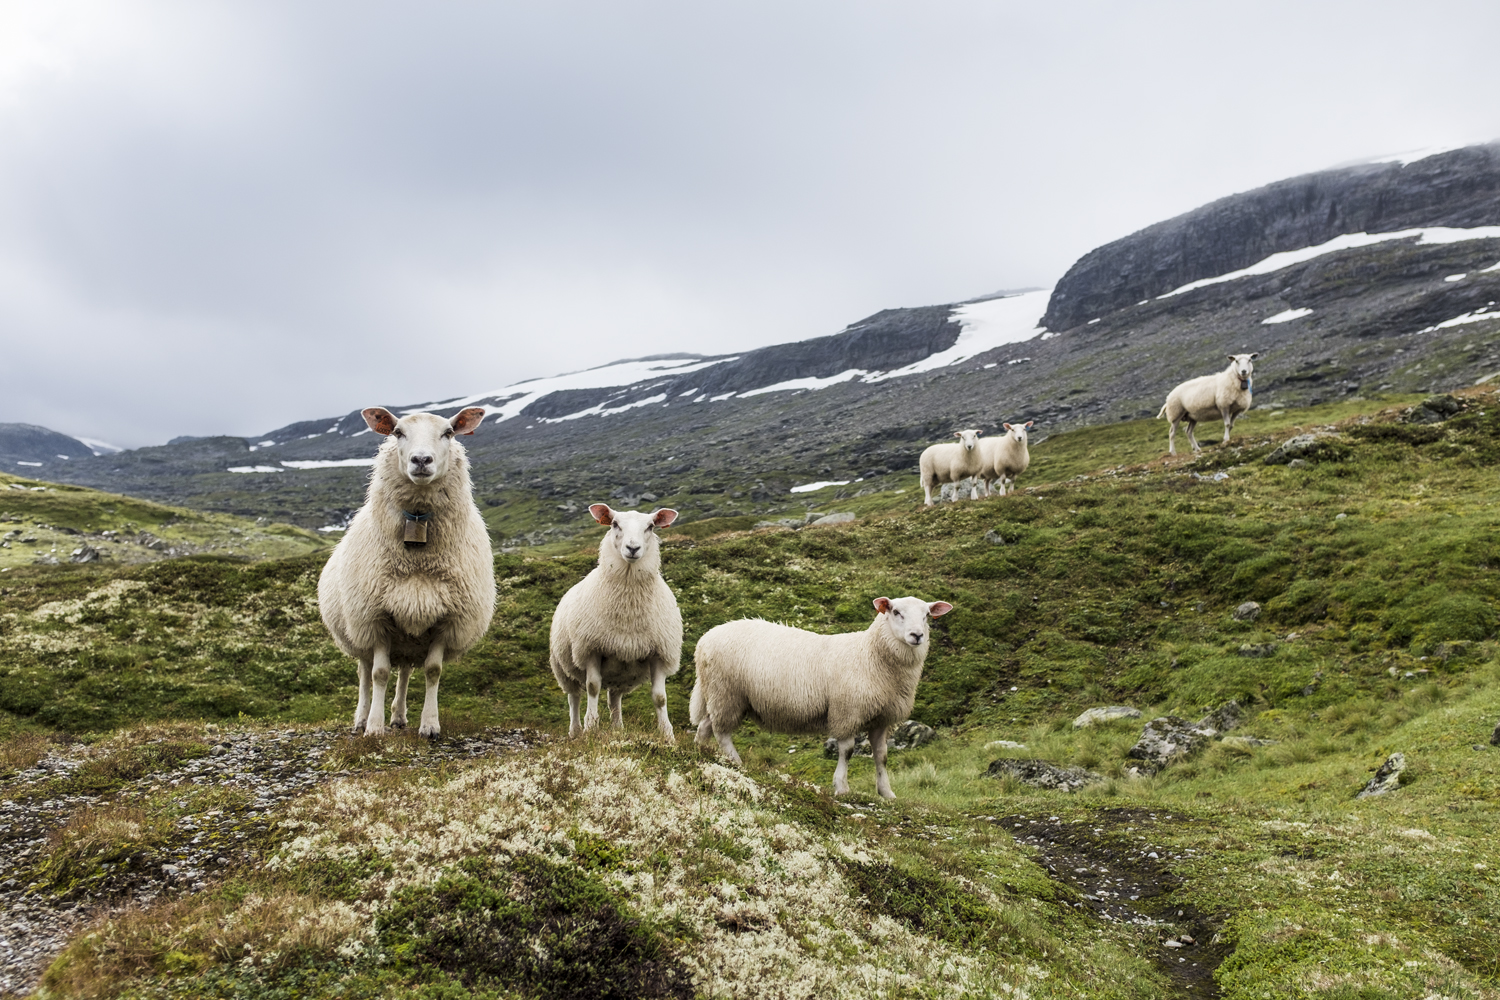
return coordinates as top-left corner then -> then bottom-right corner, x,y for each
1,1 -> 1497,447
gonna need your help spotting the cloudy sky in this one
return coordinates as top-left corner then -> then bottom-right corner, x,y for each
2,1 -> 1497,447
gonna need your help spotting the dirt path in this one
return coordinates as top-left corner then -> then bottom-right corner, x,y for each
998,808 -> 1233,999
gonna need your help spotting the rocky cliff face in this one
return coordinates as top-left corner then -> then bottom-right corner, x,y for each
1043,144 -> 1500,332
0,424 -> 96,470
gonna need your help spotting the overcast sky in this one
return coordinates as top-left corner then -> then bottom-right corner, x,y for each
1,1 -> 1497,447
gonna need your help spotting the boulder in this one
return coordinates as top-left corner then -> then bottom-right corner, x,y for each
1238,642 -> 1277,658
1264,433 -> 1346,465
984,529 -> 1007,545
984,740 -> 1027,750
1233,601 -> 1262,621
822,719 -> 934,758
1405,395 -> 1461,424
1124,701 -> 1242,772
1072,706 -> 1142,728
809,512 -> 856,526
1198,700 -> 1243,734
70,545 -> 101,563
1356,752 -> 1407,798
986,758 -> 1103,792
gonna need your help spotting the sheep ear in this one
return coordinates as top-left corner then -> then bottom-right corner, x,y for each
1226,354 -> 1237,361
362,408 -> 398,435
1024,420 -> 1034,428
872,597 -> 892,614
928,601 -> 953,617
953,432 -> 962,439
588,504 -> 615,526
449,407 -> 486,436
1002,422 -> 1012,431
1249,352 -> 1260,360
651,508 -> 679,528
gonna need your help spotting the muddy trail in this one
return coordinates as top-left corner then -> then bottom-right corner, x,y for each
998,808 -> 1234,999
0,725 -> 537,998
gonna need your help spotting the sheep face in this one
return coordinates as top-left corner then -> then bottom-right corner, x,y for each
953,428 -> 983,453
1226,353 -> 1259,391
363,407 -> 486,485
1001,420 -> 1034,445
872,596 -> 954,647
589,504 -> 679,564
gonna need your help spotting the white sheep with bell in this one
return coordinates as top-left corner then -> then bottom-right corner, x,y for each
318,406 -> 496,738
549,504 -> 682,738
689,595 -> 954,799
978,420 -> 1033,497
1158,353 -> 1259,455
919,429 -> 984,505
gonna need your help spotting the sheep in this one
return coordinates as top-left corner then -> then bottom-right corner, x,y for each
978,420 -> 1033,497
318,406 -> 496,738
689,595 -> 954,799
1158,353 -> 1259,455
919,429 -> 984,505
549,504 -> 682,739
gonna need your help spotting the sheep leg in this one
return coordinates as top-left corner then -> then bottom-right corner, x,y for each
351,657 -> 373,734
832,737 -> 856,795
1222,412 -> 1235,444
923,481 -> 935,506
1186,419 -> 1201,453
1167,419 -> 1178,456
566,689 -> 583,739
582,657 -> 603,731
870,726 -> 894,800
418,641 -> 445,738
968,478 -> 979,500
389,665 -> 412,730
364,644 -> 393,737
649,660 -> 674,740
695,716 -> 716,748
715,728 -> 743,765
608,689 -> 624,730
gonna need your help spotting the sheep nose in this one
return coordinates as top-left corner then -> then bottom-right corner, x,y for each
625,544 -> 641,558
909,631 -> 925,644
411,454 -> 434,469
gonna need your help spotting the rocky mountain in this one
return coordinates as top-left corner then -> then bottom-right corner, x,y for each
0,423 -> 99,470
30,143 -> 1500,536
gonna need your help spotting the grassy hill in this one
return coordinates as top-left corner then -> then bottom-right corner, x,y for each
3,391 -> 1499,999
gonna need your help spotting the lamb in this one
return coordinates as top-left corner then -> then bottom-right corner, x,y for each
549,504 -> 682,739
977,420 -> 1033,497
690,595 -> 954,799
918,429 -> 984,505
1158,353 -> 1259,455
318,406 -> 496,738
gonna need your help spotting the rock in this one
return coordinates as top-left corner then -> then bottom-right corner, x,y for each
1405,394 -> 1461,424
984,740 -> 1027,750
1233,601 -> 1261,621
822,719 -> 934,758
1073,706 -> 1142,728
1264,433 -> 1345,465
986,758 -> 1104,791
1491,721 -> 1499,747
69,545 -> 100,563
1124,702 -> 1240,772
808,512 -> 855,526
1238,642 -> 1277,658
754,518 -> 803,529
984,529 -> 1006,545
1287,458 -> 1308,468
32,554 -> 58,566
1432,642 -> 1472,661
1357,752 -> 1407,798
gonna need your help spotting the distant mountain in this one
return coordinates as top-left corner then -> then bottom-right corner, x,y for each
0,423 -> 100,471
35,142 -> 1500,536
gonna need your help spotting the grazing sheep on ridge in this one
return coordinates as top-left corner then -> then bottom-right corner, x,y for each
318,406 -> 496,738
550,504 -> 682,739
1159,353 -> 1259,455
690,595 -> 954,799
919,429 -> 984,505
978,420 -> 1033,497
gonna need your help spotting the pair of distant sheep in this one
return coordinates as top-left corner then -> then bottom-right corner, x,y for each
919,352 -> 1261,504
317,406 -> 950,799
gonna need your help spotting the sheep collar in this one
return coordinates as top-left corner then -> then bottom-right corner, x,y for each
401,509 -> 433,546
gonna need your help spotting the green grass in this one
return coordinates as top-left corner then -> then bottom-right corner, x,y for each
8,388 -> 1500,998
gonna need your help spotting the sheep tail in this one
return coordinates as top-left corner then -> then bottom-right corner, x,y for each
689,677 -> 705,726
1156,404 -> 1167,419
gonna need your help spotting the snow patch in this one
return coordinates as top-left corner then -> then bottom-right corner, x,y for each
280,459 -> 377,469
790,480 -> 850,493
1444,274 -> 1467,282
538,393 -> 668,423
15,460 -> 42,467
1484,261 -> 1500,273
866,288 -> 1051,383
227,465 -> 283,474
741,369 -> 869,397
1417,306 -> 1500,333
1363,143 -> 1478,167
1262,307 -> 1314,325
75,436 -> 122,456
1161,226 -> 1500,299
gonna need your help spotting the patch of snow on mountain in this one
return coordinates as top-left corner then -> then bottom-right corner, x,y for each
866,288 -> 1052,383
1262,308 -> 1313,325
405,356 -> 738,425
1418,306 -> 1500,333
539,394 -> 669,423
790,480 -> 850,493
1161,227 -> 1500,299
1484,260 -> 1500,273
227,465 -> 283,474
75,437 -> 123,456
740,369 -> 871,397
1363,143 -> 1480,167
280,459 -> 377,469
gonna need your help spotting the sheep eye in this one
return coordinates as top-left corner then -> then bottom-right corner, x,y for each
892,609 -> 902,617
393,429 -> 404,438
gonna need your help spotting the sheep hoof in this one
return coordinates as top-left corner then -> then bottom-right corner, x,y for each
418,724 -> 439,739
389,719 -> 408,730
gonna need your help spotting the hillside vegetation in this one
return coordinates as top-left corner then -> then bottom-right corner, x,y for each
2,391 -> 1498,999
